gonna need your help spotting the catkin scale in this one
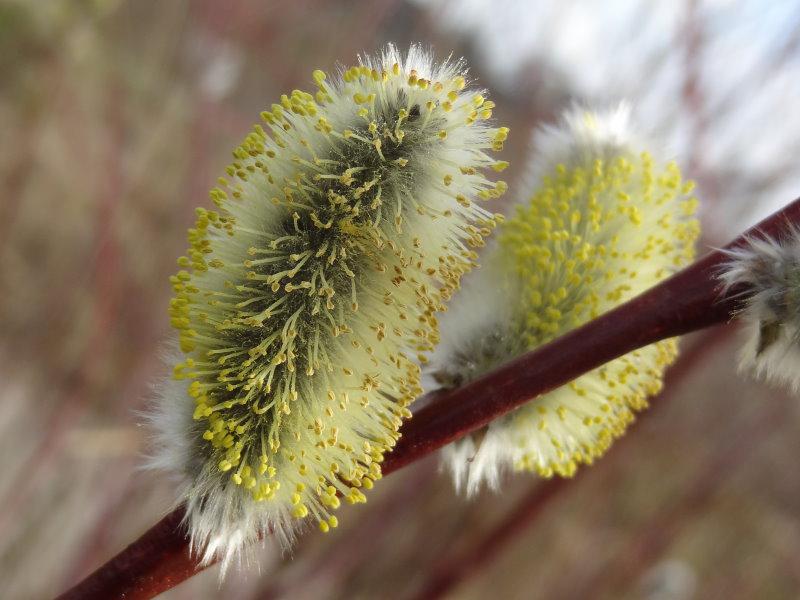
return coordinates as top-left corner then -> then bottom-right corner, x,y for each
150,45 -> 508,569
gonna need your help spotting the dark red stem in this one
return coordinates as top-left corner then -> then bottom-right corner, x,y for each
57,197 -> 800,599
55,509 -> 200,600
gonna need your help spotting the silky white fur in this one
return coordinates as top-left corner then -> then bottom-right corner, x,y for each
720,229 -> 800,392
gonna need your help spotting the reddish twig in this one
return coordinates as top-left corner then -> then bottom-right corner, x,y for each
0,85 -> 126,536
259,461 -> 439,599
56,510 -> 203,600
572,397 -> 786,599
681,0 -> 707,180
411,477 -> 568,600
56,196 -> 800,599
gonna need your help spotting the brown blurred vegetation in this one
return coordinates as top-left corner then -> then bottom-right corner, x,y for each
1,1 -> 800,598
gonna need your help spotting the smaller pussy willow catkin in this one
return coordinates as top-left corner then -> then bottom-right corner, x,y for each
431,104 -> 699,494
148,44 -> 508,570
720,228 -> 800,391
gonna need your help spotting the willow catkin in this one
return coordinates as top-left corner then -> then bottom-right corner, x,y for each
146,44 -> 508,571
720,227 -> 800,392
431,104 -> 699,494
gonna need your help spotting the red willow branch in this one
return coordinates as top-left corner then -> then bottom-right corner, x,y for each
413,477 -> 569,600
57,197 -> 800,600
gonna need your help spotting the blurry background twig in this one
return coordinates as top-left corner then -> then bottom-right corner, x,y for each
4,1 -> 800,598
409,327 -> 732,600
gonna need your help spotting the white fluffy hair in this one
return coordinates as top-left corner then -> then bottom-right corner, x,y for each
523,102 -> 644,187
143,373 -> 297,576
719,228 -> 800,392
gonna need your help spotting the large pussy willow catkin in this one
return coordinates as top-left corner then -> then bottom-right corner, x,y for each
150,44 -> 508,569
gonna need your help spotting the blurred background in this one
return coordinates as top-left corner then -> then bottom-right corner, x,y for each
2,0 -> 800,598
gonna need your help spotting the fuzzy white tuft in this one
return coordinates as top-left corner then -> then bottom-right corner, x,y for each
719,229 -> 800,392
430,103 -> 699,494
523,102 -> 642,187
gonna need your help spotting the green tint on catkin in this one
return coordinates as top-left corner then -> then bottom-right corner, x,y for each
156,44 -> 507,564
